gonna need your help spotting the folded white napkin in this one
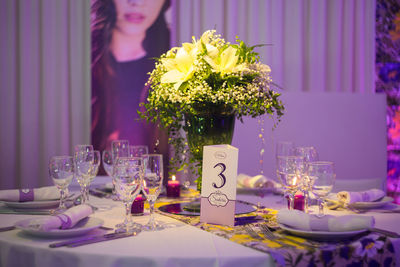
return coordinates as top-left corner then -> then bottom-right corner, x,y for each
337,189 -> 385,204
0,186 -> 61,202
237,173 -> 279,189
25,204 -> 93,231
277,209 -> 375,232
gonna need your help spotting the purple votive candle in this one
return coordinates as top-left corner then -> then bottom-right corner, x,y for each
287,193 -> 305,211
167,179 -> 180,198
131,194 -> 145,215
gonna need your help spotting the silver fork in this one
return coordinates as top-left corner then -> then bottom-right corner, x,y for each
244,225 -> 296,248
259,224 -> 319,249
243,225 -> 263,240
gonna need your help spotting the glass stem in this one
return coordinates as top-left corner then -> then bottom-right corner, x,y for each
124,200 -> 132,226
80,187 -> 86,204
148,200 -> 155,226
317,198 -> 324,217
288,193 -> 294,210
59,189 -> 66,209
303,190 -> 309,213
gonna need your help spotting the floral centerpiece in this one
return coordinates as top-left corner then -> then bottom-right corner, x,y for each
139,30 -> 284,189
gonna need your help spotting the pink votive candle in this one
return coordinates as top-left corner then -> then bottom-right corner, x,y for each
131,194 -> 145,215
167,178 -> 180,198
286,193 -> 305,211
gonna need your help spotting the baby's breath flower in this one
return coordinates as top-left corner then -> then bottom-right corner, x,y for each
139,30 -> 284,175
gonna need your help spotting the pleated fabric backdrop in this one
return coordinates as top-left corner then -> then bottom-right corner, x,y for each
0,0 -> 90,189
172,0 -> 376,93
0,0 -> 375,188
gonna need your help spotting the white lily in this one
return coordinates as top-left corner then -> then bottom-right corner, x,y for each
204,46 -> 246,75
161,47 -> 195,90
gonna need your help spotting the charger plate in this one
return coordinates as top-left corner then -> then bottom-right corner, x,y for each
158,200 -> 257,216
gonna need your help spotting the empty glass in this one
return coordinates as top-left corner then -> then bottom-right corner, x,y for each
308,161 -> 336,217
49,156 -> 74,213
111,140 -> 130,202
276,155 -> 304,210
75,150 -> 95,204
129,145 -> 149,157
142,154 -> 164,231
275,141 -> 295,158
113,157 -> 143,233
75,144 -> 94,153
102,150 -> 113,177
294,146 -> 319,213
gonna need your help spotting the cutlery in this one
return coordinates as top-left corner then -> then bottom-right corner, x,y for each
0,225 -> 112,233
242,225 -> 263,240
49,231 -> 136,248
259,224 -> 319,249
369,227 -> 400,238
0,226 -> 16,232
0,209 -> 54,215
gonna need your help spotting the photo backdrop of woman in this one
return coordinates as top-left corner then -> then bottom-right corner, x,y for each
91,0 -> 171,174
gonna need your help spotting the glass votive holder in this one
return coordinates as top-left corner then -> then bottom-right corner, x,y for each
131,194 -> 145,215
286,193 -> 304,211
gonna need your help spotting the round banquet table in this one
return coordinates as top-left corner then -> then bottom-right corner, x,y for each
0,176 -> 399,267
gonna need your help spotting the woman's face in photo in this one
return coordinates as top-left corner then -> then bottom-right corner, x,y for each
113,0 -> 165,36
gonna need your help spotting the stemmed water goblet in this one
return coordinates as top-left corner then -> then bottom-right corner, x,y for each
275,141 -> 295,158
129,145 -> 149,157
111,140 -> 130,199
75,144 -> 94,153
308,161 -> 336,217
113,156 -> 143,233
276,155 -> 304,210
142,154 -> 164,231
294,146 -> 319,213
49,156 -> 74,213
102,150 -> 118,199
74,150 -> 95,204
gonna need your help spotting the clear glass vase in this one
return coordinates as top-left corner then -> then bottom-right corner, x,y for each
184,104 -> 236,192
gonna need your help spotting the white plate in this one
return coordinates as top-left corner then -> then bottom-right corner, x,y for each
3,200 -> 60,209
349,196 -> 394,209
15,217 -> 104,238
278,223 -> 367,240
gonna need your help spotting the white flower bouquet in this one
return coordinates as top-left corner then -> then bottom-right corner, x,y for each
139,30 -> 284,175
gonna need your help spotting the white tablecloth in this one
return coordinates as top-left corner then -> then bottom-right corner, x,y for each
0,177 -> 399,267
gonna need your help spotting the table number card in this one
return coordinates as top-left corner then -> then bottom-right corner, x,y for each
200,145 -> 238,226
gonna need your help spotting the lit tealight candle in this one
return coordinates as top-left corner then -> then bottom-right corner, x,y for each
167,175 -> 180,198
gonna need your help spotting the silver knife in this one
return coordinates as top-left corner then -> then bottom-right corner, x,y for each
49,231 -> 136,248
370,227 -> 400,238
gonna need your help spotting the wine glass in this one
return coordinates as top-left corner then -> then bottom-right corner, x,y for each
113,156 -> 143,233
86,150 -> 101,202
75,144 -> 94,153
276,155 -> 304,210
74,150 -> 95,204
129,145 -> 149,157
49,156 -> 74,213
275,141 -> 295,204
142,154 -> 164,231
111,140 -> 130,201
275,141 -> 295,158
102,150 -> 118,199
294,146 -> 319,213
308,161 -> 336,217
111,140 -> 130,162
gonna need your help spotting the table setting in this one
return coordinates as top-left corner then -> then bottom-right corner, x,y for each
0,30 -> 399,267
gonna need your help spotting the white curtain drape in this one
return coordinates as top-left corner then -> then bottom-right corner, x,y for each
172,0 -> 376,93
0,0 -> 375,189
0,0 -> 90,189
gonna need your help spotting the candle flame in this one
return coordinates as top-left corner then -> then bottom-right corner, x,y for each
172,175 -> 176,181
292,176 -> 297,186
